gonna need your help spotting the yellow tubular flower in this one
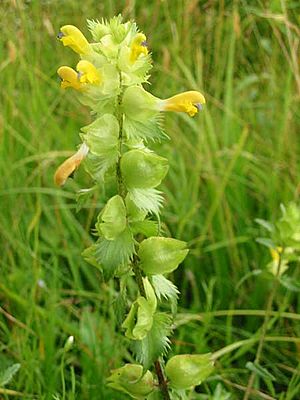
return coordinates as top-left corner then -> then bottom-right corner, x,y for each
54,143 -> 89,186
57,66 -> 83,90
130,33 -> 148,63
57,25 -> 90,55
76,60 -> 102,85
160,91 -> 206,117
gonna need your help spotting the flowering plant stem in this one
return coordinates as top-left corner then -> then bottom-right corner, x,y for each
54,17 -> 210,398
116,73 -> 171,400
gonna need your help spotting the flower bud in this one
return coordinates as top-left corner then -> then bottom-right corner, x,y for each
107,364 -> 154,399
64,335 -> 74,352
165,354 -> 214,390
96,195 -> 127,240
138,237 -> 188,275
121,150 -> 169,189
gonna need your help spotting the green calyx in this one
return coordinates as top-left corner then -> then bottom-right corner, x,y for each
138,237 -> 189,275
121,149 -> 169,189
122,86 -> 158,121
96,195 -> 127,240
107,363 -> 154,399
122,278 -> 157,340
81,113 -> 119,177
165,354 -> 215,390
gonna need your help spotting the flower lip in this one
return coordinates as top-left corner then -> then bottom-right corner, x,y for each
195,103 -> 203,111
57,31 -> 65,39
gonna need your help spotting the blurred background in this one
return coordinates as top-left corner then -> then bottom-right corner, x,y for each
0,0 -> 299,398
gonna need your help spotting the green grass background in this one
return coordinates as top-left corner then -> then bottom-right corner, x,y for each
0,0 -> 300,398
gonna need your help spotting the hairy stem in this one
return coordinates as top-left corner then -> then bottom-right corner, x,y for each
115,73 -> 170,400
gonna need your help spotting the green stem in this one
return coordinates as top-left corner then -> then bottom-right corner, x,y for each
115,73 -> 170,400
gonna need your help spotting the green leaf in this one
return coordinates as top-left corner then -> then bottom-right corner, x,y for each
256,237 -> 275,249
0,363 -> 21,387
246,362 -> 276,381
121,149 -> 169,190
279,276 -> 300,292
152,275 -> 179,302
152,275 -> 179,314
128,188 -> 164,215
113,279 -> 128,325
94,228 -> 135,280
81,244 -> 102,270
255,218 -> 274,232
97,195 -> 127,240
132,312 -> 172,370
75,186 -> 97,212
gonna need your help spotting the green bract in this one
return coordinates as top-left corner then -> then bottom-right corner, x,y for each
107,364 -> 154,399
96,195 -> 127,240
138,237 -> 189,275
165,354 -> 215,390
121,150 -> 169,189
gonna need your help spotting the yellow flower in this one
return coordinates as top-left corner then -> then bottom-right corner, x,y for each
130,33 -> 148,63
57,25 -> 90,55
270,246 -> 283,262
57,66 -> 83,90
160,91 -> 206,117
76,60 -> 102,85
54,143 -> 89,186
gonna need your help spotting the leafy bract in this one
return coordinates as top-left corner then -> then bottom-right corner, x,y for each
128,188 -> 164,215
94,228 -> 135,280
132,312 -> 172,370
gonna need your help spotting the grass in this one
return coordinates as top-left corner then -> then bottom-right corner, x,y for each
1,0 -> 300,398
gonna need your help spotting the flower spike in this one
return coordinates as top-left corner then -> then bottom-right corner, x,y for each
54,143 -> 89,186
160,90 -> 206,117
58,25 -> 90,55
130,33 -> 148,63
76,60 -> 102,85
57,66 -> 83,90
